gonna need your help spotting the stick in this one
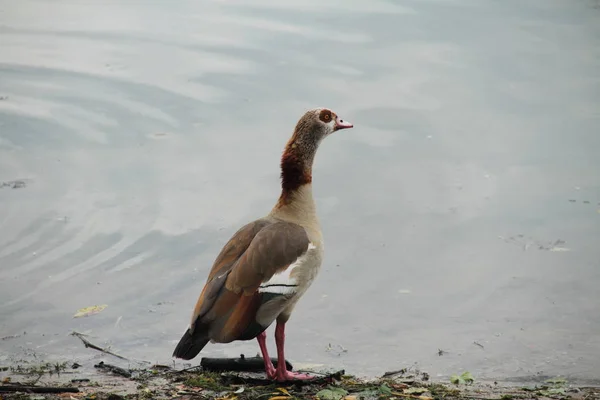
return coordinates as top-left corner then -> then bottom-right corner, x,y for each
220,369 -> 345,386
0,385 -> 79,393
70,331 -> 128,360
200,355 -> 294,372
382,369 -> 407,378
177,365 -> 203,373
94,361 -> 132,378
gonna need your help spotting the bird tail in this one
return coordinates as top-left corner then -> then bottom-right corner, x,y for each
172,327 -> 210,360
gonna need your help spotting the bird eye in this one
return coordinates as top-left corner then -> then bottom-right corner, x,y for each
320,110 -> 332,122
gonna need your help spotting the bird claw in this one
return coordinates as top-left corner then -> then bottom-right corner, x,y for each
265,365 -> 277,380
274,370 -> 315,382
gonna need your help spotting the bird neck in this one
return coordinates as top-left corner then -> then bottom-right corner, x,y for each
271,184 -> 318,226
271,135 -> 320,222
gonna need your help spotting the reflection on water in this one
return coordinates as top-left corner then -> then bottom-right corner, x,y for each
1,0 -> 599,383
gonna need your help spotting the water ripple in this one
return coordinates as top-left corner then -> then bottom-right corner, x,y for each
1,0 -> 600,382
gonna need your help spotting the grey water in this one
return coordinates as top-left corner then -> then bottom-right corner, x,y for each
1,0 -> 599,384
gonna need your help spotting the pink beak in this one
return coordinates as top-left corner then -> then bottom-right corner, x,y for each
334,115 -> 353,131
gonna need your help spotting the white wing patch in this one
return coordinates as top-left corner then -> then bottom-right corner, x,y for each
258,243 -> 316,295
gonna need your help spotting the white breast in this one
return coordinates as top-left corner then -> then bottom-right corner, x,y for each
258,243 -> 319,295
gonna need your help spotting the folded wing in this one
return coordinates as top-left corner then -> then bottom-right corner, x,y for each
172,218 -> 310,360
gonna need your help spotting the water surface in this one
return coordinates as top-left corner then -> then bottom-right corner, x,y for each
1,0 -> 599,384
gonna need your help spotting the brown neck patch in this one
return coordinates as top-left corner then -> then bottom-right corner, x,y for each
277,141 -> 312,205
280,147 -> 311,191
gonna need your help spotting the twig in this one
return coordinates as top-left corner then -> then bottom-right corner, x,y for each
176,365 -> 203,373
31,372 -> 43,386
220,369 -> 345,386
1,334 -> 22,341
94,361 -> 132,378
0,385 -> 79,393
390,393 -> 426,399
70,331 -> 128,360
382,369 -> 407,378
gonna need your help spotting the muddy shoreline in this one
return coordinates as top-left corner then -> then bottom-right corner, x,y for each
1,356 -> 598,400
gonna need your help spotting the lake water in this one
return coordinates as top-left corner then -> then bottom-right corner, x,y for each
1,0 -> 599,384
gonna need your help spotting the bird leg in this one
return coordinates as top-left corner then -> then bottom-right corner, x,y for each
256,331 -> 276,379
274,321 -> 314,381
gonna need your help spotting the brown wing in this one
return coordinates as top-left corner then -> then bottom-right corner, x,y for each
189,219 -> 271,326
224,221 -> 311,295
180,219 -> 310,350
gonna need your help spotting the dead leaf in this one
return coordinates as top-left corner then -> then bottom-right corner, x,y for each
392,383 -> 409,390
277,387 -> 291,396
57,394 -> 83,399
404,387 -> 427,395
73,305 -> 107,318
268,397 -> 290,400
216,396 -> 237,400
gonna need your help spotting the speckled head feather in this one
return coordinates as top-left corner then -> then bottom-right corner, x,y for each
278,108 -> 353,199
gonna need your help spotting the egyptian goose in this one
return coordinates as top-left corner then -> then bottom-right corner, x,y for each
172,108 -> 353,381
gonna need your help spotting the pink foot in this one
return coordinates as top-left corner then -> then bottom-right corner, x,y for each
275,370 -> 315,382
256,331 -> 277,379
272,322 -> 316,382
265,362 -> 277,380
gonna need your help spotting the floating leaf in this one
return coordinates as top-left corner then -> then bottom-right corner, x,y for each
316,387 -> 348,400
73,305 -> 107,318
450,371 -> 475,385
461,371 -> 474,384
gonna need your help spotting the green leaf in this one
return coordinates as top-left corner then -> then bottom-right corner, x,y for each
538,388 -> 567,398
355,389 -> 378,398
545,377 -> 567,387
316,387 -> 348,400
450,371 -> 474,385
378,384 -> 393,395
460,371 -> 475,384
